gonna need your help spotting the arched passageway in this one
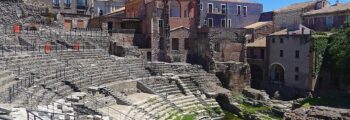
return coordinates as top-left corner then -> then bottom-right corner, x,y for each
270,64 -> 285,85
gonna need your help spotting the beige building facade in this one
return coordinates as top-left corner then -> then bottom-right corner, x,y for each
267,25 -> 315,91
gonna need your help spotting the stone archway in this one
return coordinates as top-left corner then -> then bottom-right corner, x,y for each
250,64 -> 263,89
269,64 -> 285,85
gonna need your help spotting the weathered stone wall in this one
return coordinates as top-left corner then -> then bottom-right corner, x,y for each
108,81 -> 138,94
190,28 -> 247,70
215,62 -> 250,91
189,28 -> 250,91
169,27 -> 193,62
111,32 -> 142,47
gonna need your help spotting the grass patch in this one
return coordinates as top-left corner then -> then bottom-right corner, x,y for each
223,110 -> 242,120
182,114 -> 196,120
239,103 -> 271,115
173,114 -> 196,120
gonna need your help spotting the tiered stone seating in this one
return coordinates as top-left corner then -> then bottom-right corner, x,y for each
179,75 -> 200,93
53,50 -> 150,90
167,94 -> 204,113
179,74 -> 223,111
135,95 -> 180,120
0,54 -> 80,106
0,68 -> 16,103
144,78 -> 182,95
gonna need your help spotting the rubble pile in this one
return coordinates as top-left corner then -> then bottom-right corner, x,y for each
284,106 -> 350,120
0,1 -> 47,25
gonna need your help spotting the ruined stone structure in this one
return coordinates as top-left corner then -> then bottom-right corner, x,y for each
145,0 -> 197,62
0,26 -> 227,120
0,1 -> 47,25
189,28 -> 250,91
284,106 -> 350,120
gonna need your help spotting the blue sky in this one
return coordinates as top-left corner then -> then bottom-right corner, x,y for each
259,0 -> 348,12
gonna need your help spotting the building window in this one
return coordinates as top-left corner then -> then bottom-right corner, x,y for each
184,38 -> 190,50
208,3 -> 213,13
272,38 -> 275,43
295,50 -> 300,58
53,0 -> 59,7
200,3 -> 203,10
295,75 -> 299,81
77,0 -> 86,7
227,19 -> 231,28
172,38 -> 179,50
208,18 -> 213,27
215,43 -> 220,52
280,38 -> 284,43
204,20 -> 207,25
260,49 -> 264,59
184,10 -> 188,17
65,0 -> 71,8
221,19 -> 226,28
221,4 -> 226,14
99,9 -> 103,16
295,67 -> 299,72
322,1 -> 325,7
159,19 -> 164,28
243,6 -> 247,16
171,1 -> 180,17
280,50 -> 283,57
237,5 -> 241,15
147,52 -> 152,61
249,49 -> 254,58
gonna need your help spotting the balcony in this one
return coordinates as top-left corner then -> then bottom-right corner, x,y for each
76,5 -> 87,9
247,55 -> 265,65
208,8 -> 226,15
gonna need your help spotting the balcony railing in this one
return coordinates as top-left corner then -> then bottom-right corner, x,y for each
76,5 -> 87,9
65,4 -> 71,8
208,8 -> 226,15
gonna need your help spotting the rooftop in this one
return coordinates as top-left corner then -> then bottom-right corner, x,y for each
304,3 -> 350,16
206,0 -> 260,4
274,1 -> 317,13
270,29 -> 288,35
244,21 -> 272,29
247,37 -> 266,47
